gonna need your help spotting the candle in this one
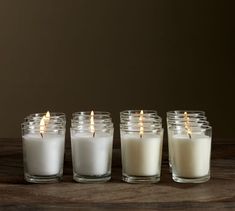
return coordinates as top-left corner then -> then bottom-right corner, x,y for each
70,111 -> 113,182
71,133 -> 113,176
23,133 -> 65,175
171,133 -> 211,178
22,111 -> 66,182
120,110 -> 163,183
121,133 -> 162,176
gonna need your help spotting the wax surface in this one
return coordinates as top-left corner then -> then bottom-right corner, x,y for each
121,133 -> 162,176
71,133 -> 113,176
172,134 -> 211,178
23,134 -> 65,175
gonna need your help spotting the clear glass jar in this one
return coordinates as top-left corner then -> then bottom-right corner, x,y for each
166,111 -> 207,172
70,111 -> 113,183
22,113 -> 66,183
120,110 -> 163,183
170,125 -> 212,183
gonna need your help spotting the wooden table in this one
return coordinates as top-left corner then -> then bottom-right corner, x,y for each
0,138 -> 234,210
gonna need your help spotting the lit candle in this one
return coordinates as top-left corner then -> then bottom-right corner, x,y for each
90,110 -> 95,137
23,111 -> 65,177
171,114 -> 211,180
184,112 -> 192,139
121,110 -> 163,179
139,110 -> 144,138
71,111 -> 113,182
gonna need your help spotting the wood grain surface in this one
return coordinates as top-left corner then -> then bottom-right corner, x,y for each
0,138 -> 234,210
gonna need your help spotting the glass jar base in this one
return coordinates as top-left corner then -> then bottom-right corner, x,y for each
73,174 -> 111,183
24,173 -> 62,183
172,174 -> 210,183
122,175 -> 160,183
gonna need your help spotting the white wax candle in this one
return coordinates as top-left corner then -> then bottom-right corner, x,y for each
71,133 -> 113,176
121,134 -> 163,176
23,134 -> 65,175
168,128 -> 203,167
172,134 -> 211,178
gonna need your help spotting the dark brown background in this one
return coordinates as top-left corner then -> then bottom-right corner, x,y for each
0,0 -> 234,140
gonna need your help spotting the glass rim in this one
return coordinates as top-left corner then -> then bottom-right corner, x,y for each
167,120 -> 209,125
21,121 -> 66,126
120,127 -> 163,133
72,116 -> 112,121
120,120 -> 162,125
120,110 -> 158,116
70,121 -> 113,126
22,128 -> 66,133
27,112 -> 66,117
70,127 -> 114,132
72,111 -> 111,116
170,125 -> 212,132
71,119 -> 112,123
21,122 -> 65,128
167,115 -> 207,120
23,117 -> 66,123
120,124 -> 162,129
167,110 -> 205,115
121,115 -> 162,118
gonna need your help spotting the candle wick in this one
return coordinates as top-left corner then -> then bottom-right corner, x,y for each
188,133 -> 191,139
93,132 -> 95,138
40,133 -> 43,139
140,134 -> 143,138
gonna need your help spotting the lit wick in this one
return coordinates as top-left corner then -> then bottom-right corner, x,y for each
40,116 -> 46,139
184,112 -> 192,139
139,110 -> 144,139
90,110 -> 95,138
39,111 -> 51,139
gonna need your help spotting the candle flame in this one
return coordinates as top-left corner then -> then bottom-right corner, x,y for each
40,111 -> 50,138
45,111 -> 50,118
45,111 -> 50,124
184,112 -> 192,138
139,110 -> 144,138
40,116 -> 46,138
90,110 -> 95,137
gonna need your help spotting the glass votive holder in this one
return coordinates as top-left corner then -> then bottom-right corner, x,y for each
121,125 -> 163,183
170,125 -> 212,183
120,110 -> 163,183
22,114 -> 66,183
166,111 -> 207,172
70,111 -> 113,183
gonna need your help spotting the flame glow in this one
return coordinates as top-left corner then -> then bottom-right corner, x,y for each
184,112 -> 192,138
40,116 -> 46,135
139,110 -> 144,138
90,111 -> 95,136
40,111 -> 50,137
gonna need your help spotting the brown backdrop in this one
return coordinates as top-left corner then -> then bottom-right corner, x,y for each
0,0 -> 234,141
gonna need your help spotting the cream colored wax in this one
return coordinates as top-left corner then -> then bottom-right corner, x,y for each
121,134 -> 163,176
172,134 -> 211,178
